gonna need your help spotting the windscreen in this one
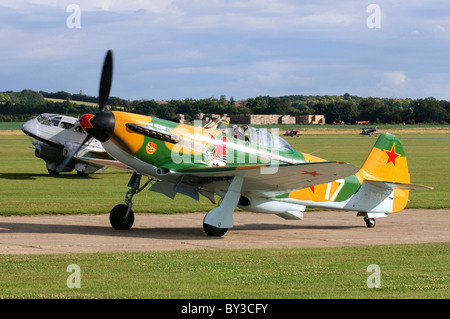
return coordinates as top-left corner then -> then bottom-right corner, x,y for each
248,127 -> 293,151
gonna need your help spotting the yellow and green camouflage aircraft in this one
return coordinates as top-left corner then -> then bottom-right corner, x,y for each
60,50 -> 432,236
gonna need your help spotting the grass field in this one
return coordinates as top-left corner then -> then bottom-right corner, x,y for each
1,132 -> 448,215
0,243 -> 448,298
0,130 -> 449,299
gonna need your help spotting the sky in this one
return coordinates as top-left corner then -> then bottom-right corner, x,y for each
0,0 -> 449,101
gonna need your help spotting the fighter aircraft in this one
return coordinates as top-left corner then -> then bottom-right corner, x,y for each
360,126 -> 379,136
60,50 -> 432,236
21,113 -> 111,176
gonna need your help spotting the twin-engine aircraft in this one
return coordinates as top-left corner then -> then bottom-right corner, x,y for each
21,113 -> 110,176
60,50 -> 432,236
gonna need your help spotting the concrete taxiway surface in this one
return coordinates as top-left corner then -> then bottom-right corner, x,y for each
0,209 -> 448,254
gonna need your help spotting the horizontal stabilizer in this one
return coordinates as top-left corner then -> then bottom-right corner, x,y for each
364,180 -> 433,191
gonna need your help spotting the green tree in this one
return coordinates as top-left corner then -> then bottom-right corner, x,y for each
410,98 -> 448,123
132,100 -> 158,115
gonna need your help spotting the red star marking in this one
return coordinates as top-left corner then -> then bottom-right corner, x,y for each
384,144 -> 401,166
80,114 -> 95,130
309,186 -> 316,196
301,170 -> 321,177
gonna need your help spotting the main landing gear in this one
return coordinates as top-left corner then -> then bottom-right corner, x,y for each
109,173 -> 242,237
109,172 -> 152,230
203,216 -> 228,236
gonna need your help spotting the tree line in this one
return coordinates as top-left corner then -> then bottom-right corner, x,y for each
1,89 -> 449,124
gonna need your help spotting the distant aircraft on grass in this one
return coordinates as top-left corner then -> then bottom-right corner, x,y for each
360,126 -> 380,136
21,113 -> 111,176
58,50 -> 432,236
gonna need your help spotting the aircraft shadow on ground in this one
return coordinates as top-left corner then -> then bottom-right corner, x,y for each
0,173 -> 98,180
0,220 -> 360,241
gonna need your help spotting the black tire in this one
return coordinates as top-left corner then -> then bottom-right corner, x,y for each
110,204 -> 134,230
203,222 -> 228,237
76,170 -> 89,177
364,217 -> 376,228
48,169 -> 59,175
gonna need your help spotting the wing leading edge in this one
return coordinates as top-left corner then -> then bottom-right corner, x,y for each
179,161 -> 359,196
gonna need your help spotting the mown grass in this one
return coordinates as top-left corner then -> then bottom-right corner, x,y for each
0,243 -> 448,299
0,136 -> 217,215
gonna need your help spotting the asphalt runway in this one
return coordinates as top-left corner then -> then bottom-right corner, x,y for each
0,209 -> 448,254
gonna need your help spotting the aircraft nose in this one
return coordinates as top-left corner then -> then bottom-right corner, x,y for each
80,111 -> 115,142
21,118 -> 38,136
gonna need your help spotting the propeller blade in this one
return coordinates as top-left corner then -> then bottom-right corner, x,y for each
98,50 -> 113,112
57,134 -> 92,173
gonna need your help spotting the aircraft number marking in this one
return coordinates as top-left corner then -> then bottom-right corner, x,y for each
325,179 -> 345,201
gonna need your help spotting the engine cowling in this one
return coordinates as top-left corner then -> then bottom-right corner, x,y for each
33,141 -> 64,162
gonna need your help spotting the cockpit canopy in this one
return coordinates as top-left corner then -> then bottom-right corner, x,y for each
247,126 -> 293,151
36,113 -> 83,132
204,118 -> 293,151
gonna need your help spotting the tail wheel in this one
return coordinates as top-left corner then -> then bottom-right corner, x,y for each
364,217 -> 376,228
110,204 -> 134,230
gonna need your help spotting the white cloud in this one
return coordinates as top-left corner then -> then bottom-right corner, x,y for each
0,0 -> 174,12
382,71 -> 407,87
1,0 -> 450,100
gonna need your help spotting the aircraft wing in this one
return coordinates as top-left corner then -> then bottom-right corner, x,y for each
78,156 -> 133,171
177,161 -> 359,197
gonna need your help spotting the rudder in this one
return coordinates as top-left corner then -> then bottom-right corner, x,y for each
358,132 -> 410,184
357,132 -> 411,212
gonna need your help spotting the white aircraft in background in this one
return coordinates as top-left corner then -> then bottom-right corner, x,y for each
21,113 -> 111,176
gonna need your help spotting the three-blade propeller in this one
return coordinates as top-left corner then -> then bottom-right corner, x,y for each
57,50 -> 113,173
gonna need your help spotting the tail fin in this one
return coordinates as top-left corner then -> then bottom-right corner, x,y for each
357,133 -> 432,213
359,132 -> 410,184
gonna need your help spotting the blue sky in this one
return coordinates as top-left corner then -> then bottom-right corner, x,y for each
0,0 -> 449,101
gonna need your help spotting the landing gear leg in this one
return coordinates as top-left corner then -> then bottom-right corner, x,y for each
110,172 -> 152,230
203,176 -> 244,237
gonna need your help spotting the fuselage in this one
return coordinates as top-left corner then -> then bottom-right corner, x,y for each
21,113 -> 104,153
81,111 -> 415,219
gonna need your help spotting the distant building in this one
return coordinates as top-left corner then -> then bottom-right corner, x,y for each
195,113 -> 230,122
295,115 -> 326,125
229,114 -> 294,125
192,113 -> 326,125
230,114 -> 325,125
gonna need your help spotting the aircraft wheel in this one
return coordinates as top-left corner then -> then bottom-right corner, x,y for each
110,204 -> 134,230
364,217 -> 376,228
48,169 -> 59,175
203,222 -> 228,237
76,170 -> 89,177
